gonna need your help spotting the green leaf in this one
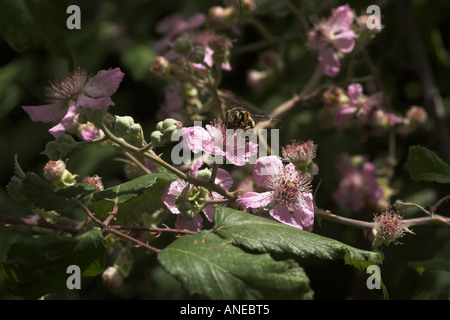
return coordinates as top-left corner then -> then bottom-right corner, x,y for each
0,0 -> 73,65
7,155 -> 96,212
158,231 -> 313,300
214,207 -> 382,270
90,171 -> 175,224
0,229 -> 106,299
9,171 -> 95,212
407,145 -> 450,183
6,156 -> 31,210
92,171 -> 174,203
409,242 -> 450,275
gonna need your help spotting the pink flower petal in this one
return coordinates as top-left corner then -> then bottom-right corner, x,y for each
161,180 -> 189,214
182,126 -> 213,154
205,125 -> 225,154
203,46 -> 214,68
331,30 -> 355,53
175,214 -> 203,232
83,68 -> 124,98
48,122 -> 68,138
155,13 -> 183,34
385,113 -> 404,124
48,102 -> 80,138
80,125 -> 104,141
334,104 -> 358,126
236,191 -> 274,209
253,155 -> 283,188
203,203 -> 216,222
77,95 -> 114,110
330,5 -> 354,33
215,168 -> 233,191
266,193 -> 314,231
347,83 -> 364,105
22,102 -> 67,123
318,47 -> 341,78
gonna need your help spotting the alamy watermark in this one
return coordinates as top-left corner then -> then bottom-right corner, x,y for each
366,265 -> 381,290
66,5 -> 81,30
169,121 -> 280,170
366,5 -> 382,30
66,265 -> 81,289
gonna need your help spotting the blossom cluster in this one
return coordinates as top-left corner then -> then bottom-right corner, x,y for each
320,83 -> 427,132
19,2 -> 426,239
333,154 -> 383,212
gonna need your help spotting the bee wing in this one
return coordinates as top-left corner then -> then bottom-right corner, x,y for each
222,96 -> 282,123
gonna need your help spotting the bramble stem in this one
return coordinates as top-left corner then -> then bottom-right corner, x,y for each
98,120 -> 236,202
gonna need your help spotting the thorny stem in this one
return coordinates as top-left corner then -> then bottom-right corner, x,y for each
314,207 -> 374,231
0,215 -> 82,235
111,225 -> 196,235
1,205 -> 448,246
98,121 -> 236,202
79,204 -> 161,253
430,194 -> 450,214
314,206 -> 450,232
124,151 -> 152,175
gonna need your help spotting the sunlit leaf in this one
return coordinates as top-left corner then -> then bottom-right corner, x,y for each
158,231 -> 313,299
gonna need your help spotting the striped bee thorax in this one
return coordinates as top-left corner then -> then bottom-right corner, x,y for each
224,107 -> 256,131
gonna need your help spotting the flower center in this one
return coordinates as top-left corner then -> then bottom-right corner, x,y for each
266,164 -> 312,211
45,68 -> 88,102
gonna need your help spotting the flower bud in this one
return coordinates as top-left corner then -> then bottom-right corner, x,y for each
173,36 -> 193,55
197,168 -> 212,181
160,118 -> 183,139
113,116 -> 135,136
150,130 -> 167,147
189,46 -> 206,64
43,160 -> 77,188
150,56 -> 171,78
102,266 -> 124,288
406,105 -> 427,124
282,140 -> 317,165
322,86 -> 349,109
43,160 -> 66,182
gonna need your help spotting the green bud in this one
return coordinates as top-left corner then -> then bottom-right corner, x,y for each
161,119 -> 183,139
189,46 -> 205,64
173,36 -> 193,55
150,130 -> 167,147
129,123 -> 144,137
43,159 -> 77,188
156,121 -> 164,132
113,116 -> 135,136
197,168 -> 212,181
183,84 -> 198,98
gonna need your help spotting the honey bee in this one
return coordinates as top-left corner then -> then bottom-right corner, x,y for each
223,99 -> 281,132
224,107 -> 256,131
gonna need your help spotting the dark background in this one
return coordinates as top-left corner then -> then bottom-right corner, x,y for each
0,0 -> 449,299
